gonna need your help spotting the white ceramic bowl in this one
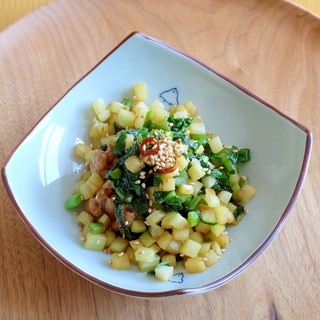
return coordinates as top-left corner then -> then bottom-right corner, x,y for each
2,32 -> 312,298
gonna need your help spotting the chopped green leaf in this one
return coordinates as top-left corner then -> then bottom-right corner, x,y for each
167,116 -> 193,132
153,190 -> 184,211
113,131 -> 127,157
174,169 -> 188,186
232,203 -> 246,221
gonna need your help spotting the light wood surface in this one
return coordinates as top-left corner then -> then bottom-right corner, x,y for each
0,0 -> 52,30
0,0 -> 319,31
287,0 -> 320,15
1,0 -> 320,319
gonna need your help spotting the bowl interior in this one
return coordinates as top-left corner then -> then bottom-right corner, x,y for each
2,32 -> 311,297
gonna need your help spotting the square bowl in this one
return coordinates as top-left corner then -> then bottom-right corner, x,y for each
2,32 -> 312,298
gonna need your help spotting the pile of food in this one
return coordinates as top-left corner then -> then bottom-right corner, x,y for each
65,83 -> 256,282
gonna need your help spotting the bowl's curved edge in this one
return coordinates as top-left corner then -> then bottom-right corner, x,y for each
1,31 -> 313,299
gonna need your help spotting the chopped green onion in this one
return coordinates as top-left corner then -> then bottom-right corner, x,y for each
190,133 -> 207,140
156,120 -> 170,131
238,148 -> 250,162
190,133 -> 208,145
89,222 -> 106,234
143,110 -> 155,129
185,195 -> 202,211
121,98 -> 134,108
109,167 -> 122,180
221,156 -> 236,174
64,193 -> 82,210
156,261 -> 170,268
239,175 -> 249,187
188,210 -> 200,227
147,261 -> 171,275
164,191 -> 182,206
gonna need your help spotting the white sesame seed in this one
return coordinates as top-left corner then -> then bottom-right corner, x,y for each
140,171 -> 146,178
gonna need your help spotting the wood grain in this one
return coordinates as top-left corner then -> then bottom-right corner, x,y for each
0,1 -> 318,32
287,0 -> 320,15
1,0 -> 320,319
0,0 -> 52,30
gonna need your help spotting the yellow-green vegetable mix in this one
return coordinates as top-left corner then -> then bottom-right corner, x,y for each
65,83 -> 256,281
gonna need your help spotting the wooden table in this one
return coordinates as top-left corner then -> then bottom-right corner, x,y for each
0,1 -> 319,31
1,0 -> 319,319
0,0 -> 52,30
287,0 -> 320,16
